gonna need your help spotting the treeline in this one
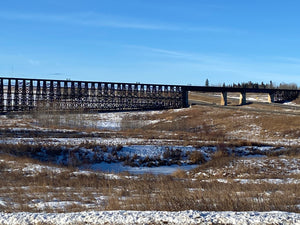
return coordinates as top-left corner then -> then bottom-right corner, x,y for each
221,81 -> 298,89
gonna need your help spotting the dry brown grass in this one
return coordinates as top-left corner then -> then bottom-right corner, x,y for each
114,102 -> 297,146
0,94 -> 299,214
0,148 -> 299,213
189,91 -> 242,105
1,96 -> 299,147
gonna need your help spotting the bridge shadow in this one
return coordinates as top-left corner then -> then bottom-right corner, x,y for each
232,101 -> 254,106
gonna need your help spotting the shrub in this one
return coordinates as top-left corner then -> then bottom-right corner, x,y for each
172,169 -> 187,178
213,143 -> 230,159
115,144 -> 123,151
189,151 -> 206,164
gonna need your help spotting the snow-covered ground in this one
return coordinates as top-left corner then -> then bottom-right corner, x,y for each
0,106 -> 299,224
1,147 -> 299,224
0,210 -> 299,225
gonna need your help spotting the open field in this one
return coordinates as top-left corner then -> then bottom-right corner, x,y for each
0,93 -> 299,224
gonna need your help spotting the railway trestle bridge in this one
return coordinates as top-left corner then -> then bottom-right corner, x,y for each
0,77 -> 299,113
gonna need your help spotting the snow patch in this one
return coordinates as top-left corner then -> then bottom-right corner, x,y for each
0,210 -> 299,225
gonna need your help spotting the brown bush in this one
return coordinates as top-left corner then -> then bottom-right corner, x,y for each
188,151 -> 206,164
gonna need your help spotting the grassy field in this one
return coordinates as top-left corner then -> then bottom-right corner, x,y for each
0,147 -> 299,213
0,93 -> 299,214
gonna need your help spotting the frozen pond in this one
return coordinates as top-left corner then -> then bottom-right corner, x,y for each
86,162 -> 199,175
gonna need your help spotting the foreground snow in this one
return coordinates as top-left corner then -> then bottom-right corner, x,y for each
0,210 -> 299,225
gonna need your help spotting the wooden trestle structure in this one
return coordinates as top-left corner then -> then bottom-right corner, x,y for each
0,77 -> 189,112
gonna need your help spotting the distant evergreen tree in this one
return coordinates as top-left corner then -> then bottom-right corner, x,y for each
205,79 -> 209,86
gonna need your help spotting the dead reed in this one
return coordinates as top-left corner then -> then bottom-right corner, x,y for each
0,149 -> 299,213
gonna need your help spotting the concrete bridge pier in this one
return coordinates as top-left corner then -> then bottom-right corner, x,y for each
182,89 -> 189,107
268,92 -> 275,103
220,91 -> 227,106
239,91 -> 247,105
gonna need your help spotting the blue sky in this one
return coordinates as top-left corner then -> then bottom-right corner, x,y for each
1,0 -> 300,86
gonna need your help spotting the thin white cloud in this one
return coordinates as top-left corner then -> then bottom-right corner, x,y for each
186,26 -> 246,35
125,45 -> 192,58
0,11 -> 241,33
0,11 -> 179,30
124,44 -> 230,66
